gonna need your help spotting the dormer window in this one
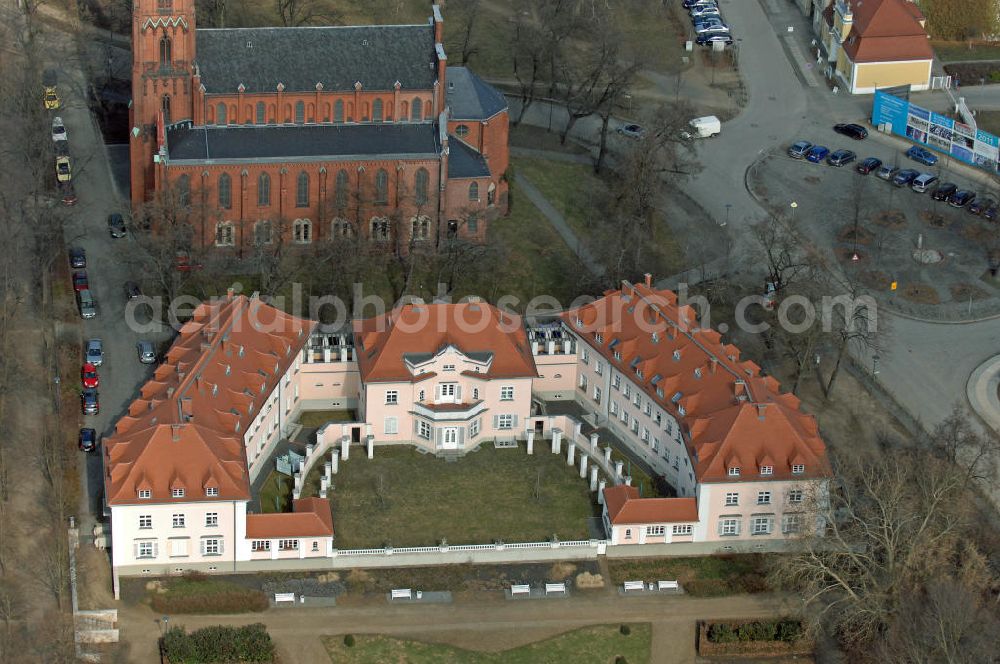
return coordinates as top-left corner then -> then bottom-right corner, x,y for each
671,392 -> 683,404
760,465 -> 773,476
694,368 -> 702,379
651,332 -> 659,343
595,333 -> 603,343
672,350 -> 681,361
225,365 -> 232,375
205,487 -> 219,497
138,489 -> 151,499
613,351 -> 621,361
443,364 -> 455,372
792,464 -> 805,474
172,488 -> 185,498
728,466 -> 740,477
212,384 -> 219,396
575,317 -> 583,328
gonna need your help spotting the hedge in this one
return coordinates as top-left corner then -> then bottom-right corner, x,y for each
699,618 -> 812,657
161,623 -> 275,663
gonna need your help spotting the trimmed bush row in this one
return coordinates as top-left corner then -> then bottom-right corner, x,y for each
151,588 -> 269,614
707,619 -> 803,643
161,623 -> 275,663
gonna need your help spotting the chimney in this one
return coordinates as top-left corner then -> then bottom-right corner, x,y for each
227,287 -> 235,300
709,357 -> 718,374
756,403 -> 767,420
171,424 -> 181,442
644,273 -> 652,288
166,386 -> 175,398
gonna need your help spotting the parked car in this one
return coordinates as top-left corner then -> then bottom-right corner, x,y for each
86,338 -> 104,367
107,213 -> 127,238
788,140 -> 813,159
77,289 -> 96,319
968,197 -> 996,216
59,182 -> 77,207
72,270 -> 89,292
892,169 -> 920,187
931,183 -> 958,201
51,116 -> 67,142
55,156 -> 71,182
81,362 -> 99,389
910,173 -> 938,193
616,123 -> 644,139
684,0 -> 717,7
124,281 -> 142,300
44,87 -> 60,111
856,157 -> 882,174
69,246 -> 86,269
78,428 -> 97,452
827,149 -> 856,167
694,21 -> 729,34
81,388 -> 99,415
948,190 -> 976,208
833,123 -> 868,140
137,340 -> 156,364
805,145 -> 830,163
696,33 -> 733,46
985,203 -> 999,222
906,145 -> 938,166
690,6 -> 720,18
874,164 -> 899,181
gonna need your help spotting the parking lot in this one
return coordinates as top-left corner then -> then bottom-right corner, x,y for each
750,123 -> 1000,316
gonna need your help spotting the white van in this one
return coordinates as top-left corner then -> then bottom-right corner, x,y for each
687,115 -> 721,138
911,173 -> 938,193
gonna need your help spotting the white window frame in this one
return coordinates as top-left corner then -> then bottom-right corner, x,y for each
671,524 -> 693,536
581,348 -> 590,364
727,466 -> 740,477
500,385 -> 514,401
385,390 -> 398,405
757,491 -> 772,505
752,516 -> 773,536
251,540 -> 270,552
384,416 -> 398,435
782,514 -> 802,534
724,492 -> 739,507
137,540 -> 156,559
139,515 -> 152,529
760,465 -> 773,476
497,414 -> 513,429
595,360 -> 604,376
469,418 -> 480,438
788,489 -> 804,504
792,464 -> 805,474
593,386 -> 602,404
442,364 -> 456,372
720,518 -> 740,536
612,374 -> 621,390
579,374 -> 588,389
205,512 -> 218,528
278,539 -> 298,551
172,513 -> 185,528
418,420 -> 432,440
202,538 -> 222,555
645,525 -> 665,536
171,488 -> 185,498
138,489 -> 151,499
205,487 -> 219,497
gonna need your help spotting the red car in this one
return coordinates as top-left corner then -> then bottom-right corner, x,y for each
72,270 -> 89,292
81,362 -> 99,389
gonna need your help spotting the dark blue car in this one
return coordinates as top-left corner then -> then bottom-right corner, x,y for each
805,146 -> 830,163
906,145 -> 938,166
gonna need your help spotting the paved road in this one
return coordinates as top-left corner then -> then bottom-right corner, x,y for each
118,591 -> 797,664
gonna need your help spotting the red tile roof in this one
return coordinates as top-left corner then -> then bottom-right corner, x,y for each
354,302 -> 538,383
245,498 -> 334,539
564,281 -> 830,483
104,294 -> 315,505
838,0 -> 932,63
604,485 -> 698,525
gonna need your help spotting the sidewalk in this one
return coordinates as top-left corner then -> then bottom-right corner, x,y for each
966,354 -> 1000,434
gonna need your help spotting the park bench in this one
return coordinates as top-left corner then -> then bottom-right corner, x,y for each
273,593 -> 296,603
544,582 -> 566,595
657,580 -> 680,591
391,588 -> 413,600
623,580 -> 645,592
510,584 -> 530,597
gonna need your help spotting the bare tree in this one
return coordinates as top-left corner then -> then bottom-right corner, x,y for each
821,270 -> 885,397
928,404 -> 1000,485
448,0 -> 482,65
751,213 -> 816,295
274,0 -> 339,27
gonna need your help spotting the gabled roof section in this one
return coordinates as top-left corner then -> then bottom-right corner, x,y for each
445,66 -> 508,120
104,294 -> 316,505
564,280 -> 830,483
447,137 -> 491,179
166,123 -> 440,163
354,302 -> 537,383
245,498 -> 335,539
604,485 -> 698,525
839,0 -> 932,63
195,24 -> 437,94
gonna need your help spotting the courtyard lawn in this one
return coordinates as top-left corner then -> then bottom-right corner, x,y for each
931,40 -> 1000,63
606,554 -> 772,597
259,470 -> 293,514
324,623 -> 651,664
305,444 -> 599,548
297,410 -> 357,428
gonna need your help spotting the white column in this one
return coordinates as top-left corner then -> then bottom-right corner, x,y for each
597,479 -> 607,503
579,454 -> 588,478
339,347 -> 348,362
531,340 -> 539,354
526,430 -> 535,455
566,442 -> 575,465
320,476 -> 329,492
573,421 -> 582,441
552,428 -> 562,454
604,446 -> 612,463
324,461 -> 332,479
615,460 -> 623,478
590,466 -> 599,491
624,476 -> 632,486
366,435 -> 374,460
323,347 -> 332,362
341,436 -> 349,461
331,452 -> 339,474
546,340 -> 555,354
589,432 -> 599,450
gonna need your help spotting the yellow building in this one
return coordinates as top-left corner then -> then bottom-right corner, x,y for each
821,0 -> 933,94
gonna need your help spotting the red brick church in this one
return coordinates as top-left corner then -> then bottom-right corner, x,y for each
129,0 -> 509,249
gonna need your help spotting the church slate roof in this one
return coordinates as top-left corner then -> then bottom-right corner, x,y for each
166,123 -> 440,163
445,66 -> 508,120
195,24 -> 437,94
447,137 -> 491,178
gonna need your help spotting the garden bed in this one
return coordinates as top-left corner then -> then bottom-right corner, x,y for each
606,554 -> 771,596
697,618 -> 812,658
148,573 -> 269,614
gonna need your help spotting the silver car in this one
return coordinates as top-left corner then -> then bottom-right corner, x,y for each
86,339 -> 103,367
137,340 -> 156,364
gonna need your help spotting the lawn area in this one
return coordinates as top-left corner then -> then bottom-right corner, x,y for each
324,623 -> 651,664
608,448 -> 663,499
305,444 -> 599,548
297,409 -> 357,428
148,574 -> 269,614
973,110 -> 1000,137
606,554 -> 772,597
932,40 -> 1000,63
259,470 -> 293,514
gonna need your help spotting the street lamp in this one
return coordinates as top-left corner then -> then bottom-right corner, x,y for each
872,354 -> 880,375
724,203 -> 732,227
790,201 -> 798,223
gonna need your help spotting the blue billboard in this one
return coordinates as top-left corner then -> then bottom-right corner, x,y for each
871,90 -> 999,175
